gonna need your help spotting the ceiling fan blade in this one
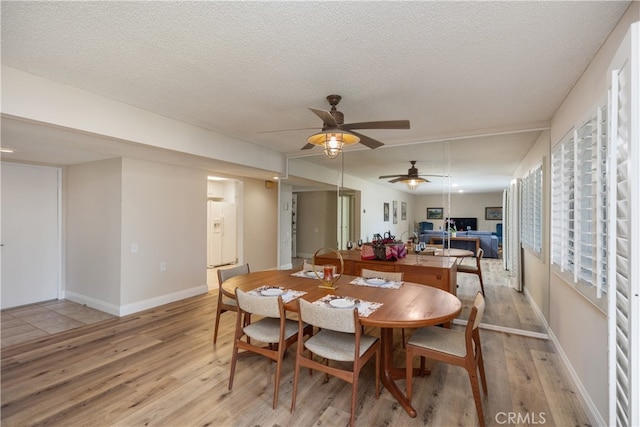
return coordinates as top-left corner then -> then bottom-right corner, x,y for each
301,143 -> 316,150
418,174 -> 450,178
343,120 -> 410,131
378,174 -> 402,179
259,127 -> 320,134
388,176 -> 410,183
348,130 -> 384,149
308,108 -> 338,127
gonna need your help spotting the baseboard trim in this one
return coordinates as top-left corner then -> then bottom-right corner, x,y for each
521,286 -> 604,426
64,285 -> 209,317
452,318 -> 548,339
547,328 -> 606,426
63,291 -> 121,316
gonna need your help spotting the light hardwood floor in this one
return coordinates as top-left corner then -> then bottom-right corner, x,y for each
1,261 -> 589,426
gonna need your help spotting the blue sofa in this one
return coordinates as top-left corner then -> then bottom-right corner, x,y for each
419,230 -> 499,258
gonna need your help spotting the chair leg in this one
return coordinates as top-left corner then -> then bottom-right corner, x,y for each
419,356 -> 426,376
350,374 -> 358,427
273,355 -> 282,409
290,354 -> 301,413
228,342 -> 239,391
477,271 -> 485,296
467,366 -> 486,427
477,346 -> 488,394
374,349 -> 380,399
213,303 -> 223,344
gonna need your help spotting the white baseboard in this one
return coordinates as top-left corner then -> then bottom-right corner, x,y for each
63,291 -> 121,316
547,328 -> 606,426
64,285 -> 209,317
453,318 -> 548,339
522,287 -> 605,426
523,287 -> 550,332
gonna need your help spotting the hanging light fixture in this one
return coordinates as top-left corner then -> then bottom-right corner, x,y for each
402,177 -> 427,190
307,131 -> 360,159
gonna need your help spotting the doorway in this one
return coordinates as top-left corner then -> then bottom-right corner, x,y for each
206,177 -> 239,269
1,163 -> 61,308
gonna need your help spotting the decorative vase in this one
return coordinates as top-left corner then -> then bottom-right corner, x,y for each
312,247 -> 344,290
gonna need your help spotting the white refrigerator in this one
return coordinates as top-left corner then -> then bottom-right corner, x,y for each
207,200 -> 237,267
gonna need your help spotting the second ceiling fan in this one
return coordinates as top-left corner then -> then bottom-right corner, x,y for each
379,161 -> 448,189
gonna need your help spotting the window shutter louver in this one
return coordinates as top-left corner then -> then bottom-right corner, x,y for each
607,23 -> 639,427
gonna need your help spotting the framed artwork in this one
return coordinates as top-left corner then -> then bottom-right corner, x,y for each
393,201 -> 398,224
401,202 -> 407,220
383,203 -> 389,222
426,207 -> 443,220
485,206 -> 503,220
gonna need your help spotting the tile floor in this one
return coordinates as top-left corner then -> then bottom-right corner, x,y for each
2,259 -> 305,349
1,299 -> 115,348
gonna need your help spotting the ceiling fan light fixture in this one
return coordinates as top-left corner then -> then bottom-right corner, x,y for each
307,131 -> 360,159
406,179 -> 420,190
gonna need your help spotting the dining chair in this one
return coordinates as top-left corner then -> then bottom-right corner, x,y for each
213,263 -> 250,344
291,298 -> 380,427
405,292 -> 487,427
457,248 -> 485,296
360,268 -> 403,283
229,288 -> 312,409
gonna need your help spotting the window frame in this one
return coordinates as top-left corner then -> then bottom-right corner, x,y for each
550,103 -> 608,312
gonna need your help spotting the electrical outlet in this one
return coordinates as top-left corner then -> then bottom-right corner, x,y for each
160,262 -> 166,272
131,243 -> 138,253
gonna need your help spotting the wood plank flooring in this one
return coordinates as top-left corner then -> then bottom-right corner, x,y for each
1,261 -> 588,426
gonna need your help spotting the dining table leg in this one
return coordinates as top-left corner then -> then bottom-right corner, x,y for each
380,327 -> 417,418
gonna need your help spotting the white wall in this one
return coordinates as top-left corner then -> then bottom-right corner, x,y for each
66,157 -> 208,315
295,191 -> 337,258
119,158 -> 207,311
414,192 -> 503,232
65,158 -> 123,310
278,183 -> 293,269
241,178 -> 278,271
1,66 -> 286,175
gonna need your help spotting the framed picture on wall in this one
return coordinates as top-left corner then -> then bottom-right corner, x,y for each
401,202 -> 407,220
485,206 -> 502,220
383,202 -> 389,222
427,207 -> 443,220
393,201 -> 398,224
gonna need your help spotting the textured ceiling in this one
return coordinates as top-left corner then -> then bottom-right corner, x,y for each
0,1 -> 631,193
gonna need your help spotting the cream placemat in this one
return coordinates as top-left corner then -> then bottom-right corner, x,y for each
313,294 -> 383,318
249,286 -> 306,303
350,276 -> 403,289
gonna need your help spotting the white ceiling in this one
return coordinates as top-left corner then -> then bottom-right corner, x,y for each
0,1 -> 631,193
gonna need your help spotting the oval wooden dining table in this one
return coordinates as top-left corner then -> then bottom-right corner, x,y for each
222,269 -> 462,417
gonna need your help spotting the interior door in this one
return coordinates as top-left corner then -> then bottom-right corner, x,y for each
1,163 -> 61,308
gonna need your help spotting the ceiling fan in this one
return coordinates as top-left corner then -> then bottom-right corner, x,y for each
298,94 -> 410,156
379,161 -> 448,189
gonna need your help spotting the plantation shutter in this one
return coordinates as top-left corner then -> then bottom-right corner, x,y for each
504,179 -> 522,291
608,23 -> 639,427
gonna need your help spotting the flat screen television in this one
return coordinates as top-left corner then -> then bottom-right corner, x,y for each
446,217 -> 477,231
